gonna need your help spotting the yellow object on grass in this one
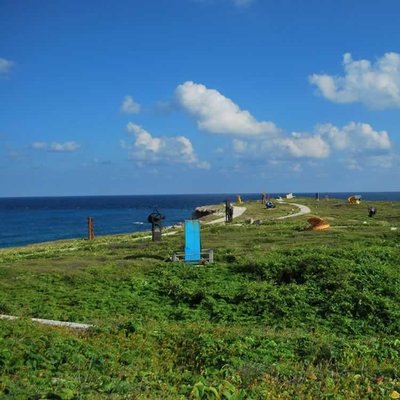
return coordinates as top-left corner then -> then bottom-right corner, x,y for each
348,195 -> 361,204
307,217 -> 330,231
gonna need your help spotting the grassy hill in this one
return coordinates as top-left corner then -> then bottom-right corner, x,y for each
0,197 -> 399,399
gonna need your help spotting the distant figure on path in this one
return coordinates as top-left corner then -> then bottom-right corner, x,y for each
228,203 -> 233,222
225,200 -> 233,222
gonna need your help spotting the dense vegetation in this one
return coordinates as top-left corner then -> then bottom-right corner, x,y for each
0,197 -> 399,399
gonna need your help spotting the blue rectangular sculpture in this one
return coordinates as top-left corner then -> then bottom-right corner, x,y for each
184,220 -> 201,262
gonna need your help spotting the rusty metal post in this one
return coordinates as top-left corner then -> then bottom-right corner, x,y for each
148,210 -> 164,242
87,217 -> 94,240
152,227 -> 161,241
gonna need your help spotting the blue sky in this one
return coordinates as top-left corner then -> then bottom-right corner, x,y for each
1,0 -> 399,196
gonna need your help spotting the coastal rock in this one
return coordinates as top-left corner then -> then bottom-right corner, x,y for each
192,205 -> 221,219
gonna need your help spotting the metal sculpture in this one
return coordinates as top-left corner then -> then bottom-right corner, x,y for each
147,209 -> 165,241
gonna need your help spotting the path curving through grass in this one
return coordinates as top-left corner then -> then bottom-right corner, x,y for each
275,201 -> 311,219
206,206 -> 247,224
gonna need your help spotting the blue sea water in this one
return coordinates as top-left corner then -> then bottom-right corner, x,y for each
0,192 -> 399,248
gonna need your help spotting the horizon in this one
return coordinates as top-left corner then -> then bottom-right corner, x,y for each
1,0 -> 399,197
1,190 -> 400,200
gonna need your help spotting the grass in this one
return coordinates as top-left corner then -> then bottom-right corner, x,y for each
0,197 -> 399,399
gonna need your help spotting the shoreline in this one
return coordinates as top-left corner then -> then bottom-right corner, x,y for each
1,195 -> 399,250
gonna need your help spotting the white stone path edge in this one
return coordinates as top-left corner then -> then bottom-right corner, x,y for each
0,314 -> 93,330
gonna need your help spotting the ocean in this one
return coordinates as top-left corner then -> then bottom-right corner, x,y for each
0,192 -> 399,248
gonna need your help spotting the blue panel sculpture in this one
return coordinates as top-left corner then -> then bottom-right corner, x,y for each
184,220 -> 201,262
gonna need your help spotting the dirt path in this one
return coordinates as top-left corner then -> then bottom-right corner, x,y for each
132,206 -> 247,241
275,201 -> 311,219
133,201 -> 308,241
206,206 -> 247,224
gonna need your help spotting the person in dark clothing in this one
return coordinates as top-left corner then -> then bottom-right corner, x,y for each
228,203 -> 234,222
225,200 -> 233,222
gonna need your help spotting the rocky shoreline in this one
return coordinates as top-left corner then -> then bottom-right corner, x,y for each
191,205 -> 222,219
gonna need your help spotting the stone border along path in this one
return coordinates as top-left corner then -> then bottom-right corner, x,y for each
275,200 -> 311,219
0,314 -> 93,330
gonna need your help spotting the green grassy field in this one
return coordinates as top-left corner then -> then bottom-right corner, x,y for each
0,197 -> 399,399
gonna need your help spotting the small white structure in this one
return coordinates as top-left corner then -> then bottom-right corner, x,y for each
285,193 -> 294,199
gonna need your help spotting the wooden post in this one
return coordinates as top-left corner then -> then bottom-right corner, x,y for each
87,217 -> 94,240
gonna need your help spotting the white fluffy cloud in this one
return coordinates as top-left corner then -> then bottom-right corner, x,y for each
176,81 -> 279,136
309,52 -> 400,108
0,57 -> 14,74
120,96 -> 141,114
316,122 -> 391,151
176,81 -> 330,159
343,153 -> 396,172
232,122 -> 392,164
31,141 -> 81,152
280,133 -> 330,158
124,123 -> 209,169
233,132 -> 330,159
174,80 -> 393,170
